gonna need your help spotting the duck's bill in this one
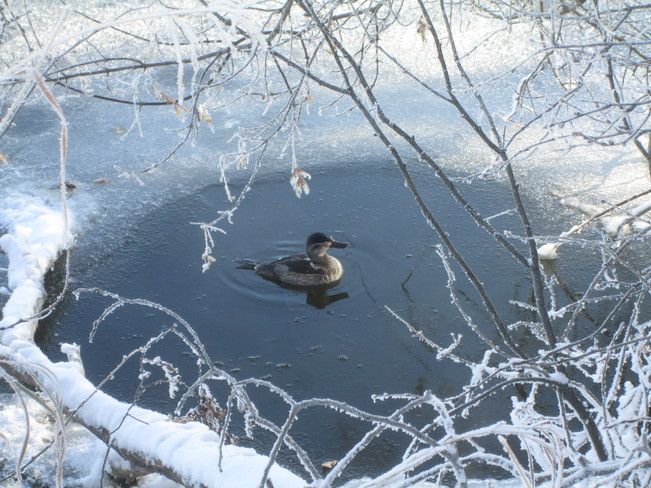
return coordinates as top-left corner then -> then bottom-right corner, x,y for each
330,239 -> 348,248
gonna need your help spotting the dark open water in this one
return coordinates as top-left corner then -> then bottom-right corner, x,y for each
37,159 -> 625,483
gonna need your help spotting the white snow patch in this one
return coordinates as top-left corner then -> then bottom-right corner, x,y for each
537,243 -> 559,261
558,162 -> 650,237
0,393 -> 111,487
549,371 -> 569,384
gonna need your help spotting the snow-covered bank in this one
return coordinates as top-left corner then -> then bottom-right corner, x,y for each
0,194 -> 305,487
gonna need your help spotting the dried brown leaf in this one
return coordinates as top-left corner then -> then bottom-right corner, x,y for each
198,105 -> 213,124
417,17 -> 427,42
160,93 -> 177,105
321,460 -> 337,470
174,104 -> 189,117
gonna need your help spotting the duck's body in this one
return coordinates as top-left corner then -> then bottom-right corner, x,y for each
255,252 -> 344,287
245,233 -> 347,287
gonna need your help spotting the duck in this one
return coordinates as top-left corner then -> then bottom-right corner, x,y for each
239,233 -> 348,287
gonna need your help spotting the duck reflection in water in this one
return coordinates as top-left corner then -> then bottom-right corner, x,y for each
237,232 -> 349,309
305,285 -> 349,309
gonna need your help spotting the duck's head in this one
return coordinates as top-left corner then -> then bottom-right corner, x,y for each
306,232 -> 348,259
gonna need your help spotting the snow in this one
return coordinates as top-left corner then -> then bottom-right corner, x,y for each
602,200 -> 651,237
537,243 -> 559,261
558,162 -> 651,238
0,392 -> 105,488
0,393 -> 188,488
0,194 -> 306,487
549,371 -> 569,385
